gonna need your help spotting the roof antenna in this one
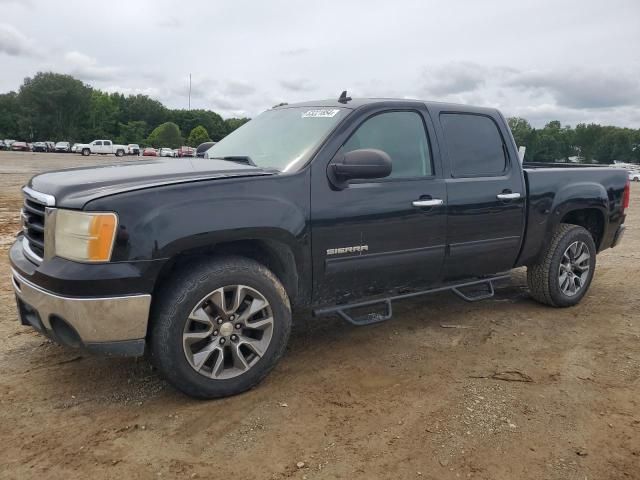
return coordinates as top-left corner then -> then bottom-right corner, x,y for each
338,90 -> 352,104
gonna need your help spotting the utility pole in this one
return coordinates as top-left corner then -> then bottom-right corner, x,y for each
188,74 -> 192,110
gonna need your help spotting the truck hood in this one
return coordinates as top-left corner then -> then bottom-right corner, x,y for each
28,157 -> 275,209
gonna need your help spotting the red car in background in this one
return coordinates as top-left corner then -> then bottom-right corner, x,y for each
11,141 -> 30,152
142,147 -> 158,157
176,146 -> 195,157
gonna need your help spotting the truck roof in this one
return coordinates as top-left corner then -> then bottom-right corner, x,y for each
277,97 -> 500,116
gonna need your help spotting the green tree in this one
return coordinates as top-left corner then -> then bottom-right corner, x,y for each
170,109 -> 227,141
116,120 -> 148,145
88,91 -> 119,139
146,122 -> 183,148
507,117 -> 533,148
0,92 -> 21,139
224,117 -> 250,135
187,125 -> 211,146
18,72 -> 92,141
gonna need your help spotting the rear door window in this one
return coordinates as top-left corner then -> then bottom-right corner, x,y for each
440,113 -> 507,177
94,141 -> 103,146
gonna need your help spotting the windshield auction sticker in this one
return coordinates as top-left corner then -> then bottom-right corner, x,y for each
302,109 -> 341,118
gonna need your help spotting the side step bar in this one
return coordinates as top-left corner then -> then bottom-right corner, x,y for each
313,274 -> 511,326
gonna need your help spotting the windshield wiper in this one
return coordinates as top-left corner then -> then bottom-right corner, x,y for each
210,155 -> 257,167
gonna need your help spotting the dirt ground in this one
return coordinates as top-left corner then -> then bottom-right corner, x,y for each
0,151 -> 638,480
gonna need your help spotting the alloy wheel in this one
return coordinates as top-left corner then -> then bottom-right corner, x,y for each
182,285 -> 274,379
558,241 -> 591,296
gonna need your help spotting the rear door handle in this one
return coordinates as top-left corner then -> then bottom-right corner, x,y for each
412,199 -> 444,207
496,192 -> 521,200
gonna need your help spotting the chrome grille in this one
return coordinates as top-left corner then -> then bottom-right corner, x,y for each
21,187 -> 55,264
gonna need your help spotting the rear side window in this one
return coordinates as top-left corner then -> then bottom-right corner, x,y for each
343,111 -> 433,178
440,113 -> 507,177
94,141 -> 103,146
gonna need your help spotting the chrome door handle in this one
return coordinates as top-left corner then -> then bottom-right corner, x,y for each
496,192 -> 521,200
412,199 -> 444,207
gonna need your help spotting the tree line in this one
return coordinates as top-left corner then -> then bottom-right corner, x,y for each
0,72 -> 249,148
508,118 -> 640,164
1,72 -> 638,162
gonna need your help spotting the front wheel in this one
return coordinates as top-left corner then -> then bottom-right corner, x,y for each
527,224 -> 596,307
149,256 -> 292,398
81,148 -> 90,156
115,149 -> 124,157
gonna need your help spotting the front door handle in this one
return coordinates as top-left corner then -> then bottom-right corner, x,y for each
496,192 -> 521,200
412,199 -> 444,207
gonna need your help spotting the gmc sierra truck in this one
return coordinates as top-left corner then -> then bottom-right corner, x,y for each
10,97 -> 629,399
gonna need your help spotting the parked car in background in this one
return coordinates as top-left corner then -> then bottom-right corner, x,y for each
11,141 -> 30,152
629,171 -> 640,182
4,139 -> 16,149
142,147 -> 158,156
76,139 -> 127,157
0,140 -> 6,150
159,147 -> 176,157
45,141 -> 55,152
196,141 -> 216,158
177,146 -> 195,157
32,142 -> 48,152
54,141 -> 71,153
127,144 -> 140,155
71,143 -> 80,153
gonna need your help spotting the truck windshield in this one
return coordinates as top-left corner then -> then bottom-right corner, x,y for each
205,107 -> 348,172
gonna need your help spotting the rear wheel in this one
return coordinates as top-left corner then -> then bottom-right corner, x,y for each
150,256 -> 292,398
527,223 -> 596,307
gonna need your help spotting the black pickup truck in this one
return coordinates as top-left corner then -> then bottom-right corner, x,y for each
10,97 -> 629,398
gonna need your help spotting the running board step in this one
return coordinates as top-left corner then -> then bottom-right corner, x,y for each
313,274 -> 510,326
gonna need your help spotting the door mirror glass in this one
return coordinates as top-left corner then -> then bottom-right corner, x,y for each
328,148 -> 392,188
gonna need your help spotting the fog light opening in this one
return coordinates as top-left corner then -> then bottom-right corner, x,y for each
49,315 -> 83,348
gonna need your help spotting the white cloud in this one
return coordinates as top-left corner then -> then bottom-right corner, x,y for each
279,78 -> 316,92
0,1 -> 639,125
420,62 -> 488,96
221,80 -> 256,97
508,68 -> 640,109
62,51 -> 120,81
0,23 -> 39,57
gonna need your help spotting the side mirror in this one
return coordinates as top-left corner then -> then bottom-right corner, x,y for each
328,148 -> 392,188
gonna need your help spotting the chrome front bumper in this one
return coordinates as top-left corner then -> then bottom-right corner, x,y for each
11,268 -> 151,356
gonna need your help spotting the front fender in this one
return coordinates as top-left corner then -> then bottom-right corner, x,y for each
84,173 -> 311,280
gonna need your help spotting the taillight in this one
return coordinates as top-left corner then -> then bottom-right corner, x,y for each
623,179 -> 630,211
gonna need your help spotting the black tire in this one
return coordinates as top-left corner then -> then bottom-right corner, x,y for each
115,149 -> 124,157
149,256 -> 292,399
81,148 -> 90,156
527,223 -> 596,307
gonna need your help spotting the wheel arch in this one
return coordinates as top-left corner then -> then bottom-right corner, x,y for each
560,207 -> 605,250
149,238 -> 304,336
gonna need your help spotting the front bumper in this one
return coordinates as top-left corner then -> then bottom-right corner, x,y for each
11,268 -> 151,356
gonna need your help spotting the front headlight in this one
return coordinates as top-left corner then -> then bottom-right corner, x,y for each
52,210 -> 118,262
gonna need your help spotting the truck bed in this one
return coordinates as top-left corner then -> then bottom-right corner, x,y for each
517,166 -> 628,266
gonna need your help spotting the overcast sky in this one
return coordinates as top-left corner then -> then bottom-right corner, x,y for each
1,0 -> 639,127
